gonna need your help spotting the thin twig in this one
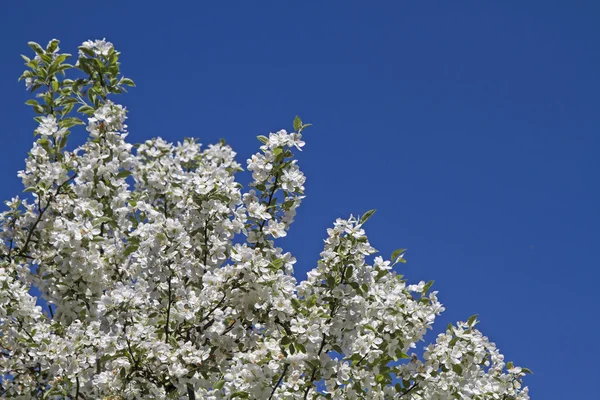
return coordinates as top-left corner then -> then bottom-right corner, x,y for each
165,275 -> 172,343
399,382 -> 418,398
268,364 -> 289,400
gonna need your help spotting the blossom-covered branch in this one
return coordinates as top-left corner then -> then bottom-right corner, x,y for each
0,39 -> 530,399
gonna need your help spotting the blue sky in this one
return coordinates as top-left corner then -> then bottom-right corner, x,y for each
1,1 -> 599,398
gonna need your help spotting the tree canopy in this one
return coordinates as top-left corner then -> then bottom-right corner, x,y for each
0,39 -> 530,399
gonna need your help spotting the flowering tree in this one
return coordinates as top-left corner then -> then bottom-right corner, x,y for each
0,39 -> 530,399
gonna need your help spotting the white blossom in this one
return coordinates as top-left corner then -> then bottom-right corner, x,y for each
0,39 -> 531,400
80,38 -> 113,57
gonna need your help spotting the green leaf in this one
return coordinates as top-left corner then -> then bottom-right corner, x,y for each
506,361 -> 514,370
61,117 -> 84,128
40,54 -> 53,65
59,96 -> 78,105
61,102 -> 74,116
78,46 -> 96,58
120,77 -> 135,87
54,54 -> 70,65
331,344 -> 343,354
452,364 -> 463,375
282,200 -> 295,210
117,170 -> 132,179
290,298 -> 301,310
396,350 -> 410,359
77,105 -> 95,115
18,72 -> 30,82
281,336 -> 292,345
364,324 -> 376,332
360,209 -> 376,225
93,217 -> 113,227
270,258 -> 284,269
257,135 -> 269,145
124,243 -> 138,257
521,367 -> 533,374
213,380 -> 225,390
27,42 -> 45,56
344,265 -> 354,280
422,280 -> 434,296
375,269 -> 388,281
46,39 -> 60,53
25,99 -> 39,107
326,275 -> 336,287
293,115 -> 302,132
391,248 -> 407,263
467,314 -> 478,327
272,147 -> 283,157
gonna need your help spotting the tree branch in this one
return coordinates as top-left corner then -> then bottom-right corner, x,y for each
165,274 -> 173,343
187,383 -> 196,400
399,382 -> 418,398
253,171 -> 280,249
14,173 -> 77,260
268,363 -> 289,400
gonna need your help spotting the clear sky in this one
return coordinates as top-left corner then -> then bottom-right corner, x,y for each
1,1 -> 598,398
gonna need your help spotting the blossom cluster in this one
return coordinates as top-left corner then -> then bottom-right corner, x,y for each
0,39 -> 530,399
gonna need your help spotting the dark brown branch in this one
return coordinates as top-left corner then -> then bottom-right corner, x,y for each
399,382 -> 418,398
14,174 -> 77,260
303,253 -> 348,399
253,172 -> 280,250
165,275 -> 173,343
187,383 -> 196,400
303,333 -> 328,399
268,364 -> 289,400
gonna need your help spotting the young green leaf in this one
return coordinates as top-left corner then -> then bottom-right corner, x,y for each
422,280 -> 434,296
521,367 -> 534,374
344,265 -> 354,280
257,135 -> 269,145
213,380 -> 225,390
27,42 -> 45,56
467,314 -> 478,327
293,115 -> 302,132
360,209 -> 376,224
120,77 -> 136,87
281,336 -> 292,345
117,170 -> 132,179
391,248 -> 407,264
